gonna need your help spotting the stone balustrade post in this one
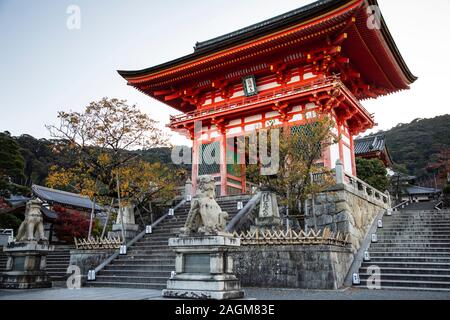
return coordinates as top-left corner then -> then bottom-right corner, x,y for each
184,179 -> 193,198
335,160 -> 345,185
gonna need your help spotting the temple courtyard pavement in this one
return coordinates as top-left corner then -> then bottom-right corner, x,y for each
1,287 -> 450,300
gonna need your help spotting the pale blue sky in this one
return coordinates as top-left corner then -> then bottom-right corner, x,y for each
0,0 -> 449,146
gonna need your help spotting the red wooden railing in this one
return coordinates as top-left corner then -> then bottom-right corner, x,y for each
169,76 -> 373,127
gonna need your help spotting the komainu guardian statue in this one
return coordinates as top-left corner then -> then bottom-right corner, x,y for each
16,199 -> 47,242
181,175 -> 229,236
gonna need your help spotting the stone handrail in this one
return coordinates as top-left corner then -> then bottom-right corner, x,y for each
334,160 -> 389,206
392,200 -> 410,211
91,199 -> 187,278
226,192 -> 262,232
435,201 -> 444,211
169,76 -> 373,127
344,208 -> 386,287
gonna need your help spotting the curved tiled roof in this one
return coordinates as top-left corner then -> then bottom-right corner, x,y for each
118,0 -> 416,84
354,135 -> 386,155
32,185 -> 102,211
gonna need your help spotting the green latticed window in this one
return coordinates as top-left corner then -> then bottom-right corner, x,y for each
198,142 -> 220,175
291,124 -> 321,153
226,137 -> 242,176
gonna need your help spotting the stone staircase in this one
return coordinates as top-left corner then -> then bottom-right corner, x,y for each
0,248 -> 6,272
0,245 -> 71,285
402,200 -> 440,211
357,204 -> 450,291
46,246 -> 73,285
90,195 -> 251,289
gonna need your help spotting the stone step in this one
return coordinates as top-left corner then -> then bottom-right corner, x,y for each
376,231 -> 450,235
371,242 -> 450,247
128,244 -> 172,252
358,285 -> 450,292
384,219 -> 450,223
134,242 -> 171,247
47,254 -> 71,258
367,256 -> 450,263
357,279 -> 450,290
369,252 -> 450,257
115,254 -> 176,260
135,239 -> 170,244
376,237 -> 450,241
94,275 -> 168,283
373,240 -> 450,244
46,263 -> 71,268
48,271 -> 69,278
110,259 -> 175,266
128,247 -> 171,252
138,236 -> 171,241
135,237 -> 170,247
378,227 -> 450,231
384,218 -> 450,222
383,219 -> 450,222
105,264 -> 174,271
360,261 -> 450,269
47,266 -> 69,271
99,270 -> 172,277
381,226 -> 450,230
359,273 -> 450,282
129,244 -> 171,249
127,250 -> 173,255
381,225 -> 450,229
359,267 -> 450,275
369,247 -> 450,252
89,281 -> 166,289
384,217 -> 450,220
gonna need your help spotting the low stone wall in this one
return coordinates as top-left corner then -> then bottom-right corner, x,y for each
70,249 -> 115,284
305,183 -> 389,252
233,245 -> 353,290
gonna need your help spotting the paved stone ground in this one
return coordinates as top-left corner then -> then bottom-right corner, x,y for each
244,287 -> 450,300
1,287 -> 450,300
0,287 -> 161,300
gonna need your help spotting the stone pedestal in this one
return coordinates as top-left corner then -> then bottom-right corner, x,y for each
108,205 -> 139,242
0,242 -> 54,289
253,191 -> 282,231
108,223 -> 139,242
162,235 -> 244,300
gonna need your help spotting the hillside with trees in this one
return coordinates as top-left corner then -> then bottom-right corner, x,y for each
369,115 -> 450,181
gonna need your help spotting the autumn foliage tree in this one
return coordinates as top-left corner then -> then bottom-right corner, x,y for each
46,98 -> 184,230
52,205 -> 100,243
245,116 -> 337,216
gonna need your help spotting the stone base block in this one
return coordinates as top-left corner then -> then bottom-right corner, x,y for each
163,289 -> 244,300
0,241 -> 54,289
0,271 -> 52,289
162,235 -> 244,300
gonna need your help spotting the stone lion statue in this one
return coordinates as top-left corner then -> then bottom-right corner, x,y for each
16,199 -> 47,242
181,175 -> 229,236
